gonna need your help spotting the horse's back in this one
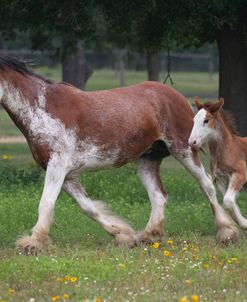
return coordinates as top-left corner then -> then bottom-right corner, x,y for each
44,81 -> 194,161
46,81 -> 193,124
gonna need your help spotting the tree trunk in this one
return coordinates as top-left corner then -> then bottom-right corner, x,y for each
115,49 -> 126,87
217,25 -> 247,136
147,51 -> 160,81
62,40 -> 93,90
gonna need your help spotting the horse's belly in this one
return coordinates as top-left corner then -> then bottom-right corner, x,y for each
79,156 -> 117,171
75,144 -> 123,171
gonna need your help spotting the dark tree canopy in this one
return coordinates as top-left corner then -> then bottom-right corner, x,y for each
0,0 -> 105,54
101,0 -> 247,49
0,0 -> 247,133
101,0 -> 247,135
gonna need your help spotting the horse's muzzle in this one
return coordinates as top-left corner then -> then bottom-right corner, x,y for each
188,138 -> 201,151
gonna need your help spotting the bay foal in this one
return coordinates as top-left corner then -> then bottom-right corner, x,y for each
0,57 -> 237,254
189,98 -> 247,231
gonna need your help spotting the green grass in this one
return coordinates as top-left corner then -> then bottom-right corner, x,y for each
0,110 -> 23,137
0,69 -> 241,302
0,144 -> 247,302
34,66 -> 218,96
87,70 -> 218,97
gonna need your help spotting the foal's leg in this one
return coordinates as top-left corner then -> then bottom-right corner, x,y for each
136,158 -> 167,244
175,149 -> 238,243
223,169 -> 247,230
16,157 -> 67,254
215,178 -> 228,196
63,177 -> 136,247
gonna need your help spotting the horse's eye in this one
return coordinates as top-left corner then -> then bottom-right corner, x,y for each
203,119 -> 209,124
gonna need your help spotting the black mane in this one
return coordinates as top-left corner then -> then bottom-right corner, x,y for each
0,56 -> 53,84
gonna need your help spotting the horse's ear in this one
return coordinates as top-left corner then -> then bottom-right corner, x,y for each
194,97 -> 203,110
210,98 -> 224,114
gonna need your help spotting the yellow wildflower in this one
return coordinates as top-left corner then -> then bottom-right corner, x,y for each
163,250 -> 170,257
119,263 -> 126,268
52,296 -> 60,301
203,264 -> 209,270
95,298 -> 102,302
191,295 -> 200,302
184,279 -> 192,285
56,277 -> 64,282
180,297 -> 188,302
8,288 -> 15,293
182,243 -> 188,251
63,293 -> 69,299
3,154 -> 12,160
152,242 -> 160,249
167,239 -> 173,245
70,276 -> 77,282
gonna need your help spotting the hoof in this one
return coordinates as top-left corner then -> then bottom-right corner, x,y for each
114,230 -> 137,248
136,229 -> 164,245
16,234 -> 51,255
216,225 -> 239,245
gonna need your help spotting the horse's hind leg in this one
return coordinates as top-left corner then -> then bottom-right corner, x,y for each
223,170 -> 247,230
136,158 -> 167,244
63,176 -> 136,247
16,157 -> 67,254
175,149 -> 238,243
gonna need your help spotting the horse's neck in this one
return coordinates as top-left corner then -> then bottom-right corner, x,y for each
1,76 -> 46,137
208,114 -> 233,172
237,136 -> 247,161
1,74 -> 46,112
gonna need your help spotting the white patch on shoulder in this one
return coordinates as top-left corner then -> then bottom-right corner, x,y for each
1,82 -> 119,171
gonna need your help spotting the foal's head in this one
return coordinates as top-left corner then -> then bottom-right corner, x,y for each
188,97 -> 224,150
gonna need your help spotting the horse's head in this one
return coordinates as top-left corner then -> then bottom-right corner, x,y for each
188,97 -> 224,150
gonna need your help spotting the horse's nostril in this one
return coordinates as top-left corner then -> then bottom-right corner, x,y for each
193,140 -> 197,145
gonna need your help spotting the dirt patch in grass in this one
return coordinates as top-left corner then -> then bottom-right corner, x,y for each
0,136 -> 26,144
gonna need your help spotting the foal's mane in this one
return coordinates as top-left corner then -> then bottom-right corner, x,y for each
220,110 -> 239,135
0,56 -> 53,84
203,102 -> 239,135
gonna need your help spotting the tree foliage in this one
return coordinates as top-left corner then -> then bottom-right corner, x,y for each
0,1 -> 105,55
100,0 -> 247,51
1,1 -> 246,54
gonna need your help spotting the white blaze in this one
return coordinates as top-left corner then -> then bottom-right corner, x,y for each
188,108 -> 217,148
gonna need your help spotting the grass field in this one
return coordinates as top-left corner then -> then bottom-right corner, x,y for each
34,66 -> 218,95
1,69 -> 247,302
0,144 -> 247,302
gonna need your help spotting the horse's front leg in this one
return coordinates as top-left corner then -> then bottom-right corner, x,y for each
16,156 -> 67,254
176,149 -> 238,244
136,158 -> 167,244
